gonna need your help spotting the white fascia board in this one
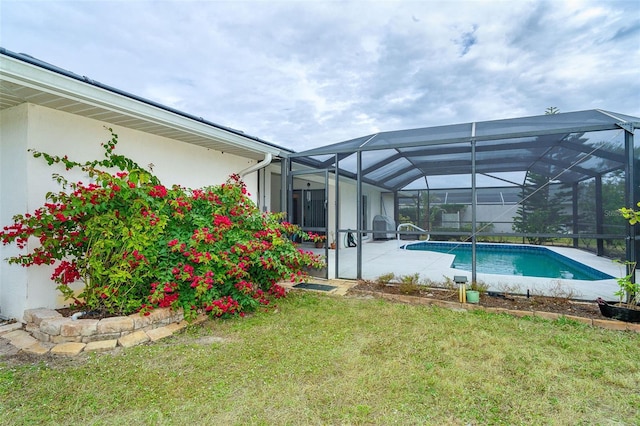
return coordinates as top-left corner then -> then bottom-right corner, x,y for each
0,55 -> 283,157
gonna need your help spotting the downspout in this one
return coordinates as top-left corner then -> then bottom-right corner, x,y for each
239,153 -> 273,178
239,153 -> 273,211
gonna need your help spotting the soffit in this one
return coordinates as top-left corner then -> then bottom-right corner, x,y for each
0,52 -> 286,161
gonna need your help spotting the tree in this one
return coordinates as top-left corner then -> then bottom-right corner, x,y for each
512,172 -> 570,245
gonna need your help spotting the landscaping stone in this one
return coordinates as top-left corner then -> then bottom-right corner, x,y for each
147,308 -> 173,324
61,319 -> 99,337
165,321 -> 189,333
483,307 -> 508,315
3,330 -> 38,350
560,315 -> 593,326
193,313 -> 208,324
39,318 -> 70,336
145,326 -> 174,342
25,323 -> 39,333
24,308 -> 62,325
97,316 -> 134,334
50,342 -> 86,356
129,313 -> 154,330
592,319 -> 629,331
82,332 -> 122,343
85,339 -> 118,353
505,310 -> 533,318
23,341 -> 50,355
51,334 -> 82,344
0,322 -> 23,335
534,311 -> 560,321
118,330 -> 149,348
30,330 -> 52,343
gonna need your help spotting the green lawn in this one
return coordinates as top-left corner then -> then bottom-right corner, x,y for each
1,292 -> 639,425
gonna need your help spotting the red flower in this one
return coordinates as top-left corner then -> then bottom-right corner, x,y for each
213,215 -> 232,228
149,185 -> 168,198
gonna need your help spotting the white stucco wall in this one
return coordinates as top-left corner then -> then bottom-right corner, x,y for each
0,104 -> 29,322
0,103 -> 262,321
459,204 -> 519,233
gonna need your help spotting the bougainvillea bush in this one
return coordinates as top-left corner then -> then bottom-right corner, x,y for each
0,130 -> 324,320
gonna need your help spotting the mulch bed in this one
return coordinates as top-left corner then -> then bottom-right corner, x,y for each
55,307 -> 122,320
349,280 -> 605,320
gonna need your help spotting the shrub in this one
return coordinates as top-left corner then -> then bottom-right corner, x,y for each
375,273 -> 395,285
0,130 -> 324,320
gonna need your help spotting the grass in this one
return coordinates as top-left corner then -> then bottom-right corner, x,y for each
1,292 -> 639,425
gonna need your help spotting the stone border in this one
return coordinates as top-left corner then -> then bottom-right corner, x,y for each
0,308 -> 207,356
350,289 -> 640,333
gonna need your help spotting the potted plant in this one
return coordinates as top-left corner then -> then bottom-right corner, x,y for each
308,232 -> 326,248
597,204 -> 640,322
329,232 -> 336,249
465,280 -> 488,304
597,261 -> 639,322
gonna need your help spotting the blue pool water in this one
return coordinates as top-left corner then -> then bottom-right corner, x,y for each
403,242 -> 613,281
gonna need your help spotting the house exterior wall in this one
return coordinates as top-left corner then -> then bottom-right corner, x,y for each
0,103 -> 260,321
1,103 -> 29,322
459,204 -> 518,234
335,177 -> 385,240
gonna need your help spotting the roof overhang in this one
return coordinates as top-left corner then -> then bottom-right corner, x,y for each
0,49 -> 288,161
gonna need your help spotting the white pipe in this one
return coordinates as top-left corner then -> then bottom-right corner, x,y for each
70,311 -> 86,320
239,153 -> 273,177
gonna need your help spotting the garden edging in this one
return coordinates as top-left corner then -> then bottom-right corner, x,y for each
0,307 -> 206,356
349,289 -> 640,333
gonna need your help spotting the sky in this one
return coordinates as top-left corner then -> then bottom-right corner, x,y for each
1,0 -> 639,152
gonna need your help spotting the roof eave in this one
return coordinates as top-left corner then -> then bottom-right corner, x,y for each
0,49 -> 288,160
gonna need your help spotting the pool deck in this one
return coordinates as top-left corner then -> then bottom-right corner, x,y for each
310,240 -> 626,301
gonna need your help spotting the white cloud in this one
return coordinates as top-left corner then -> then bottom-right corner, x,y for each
1,0 -> 638,151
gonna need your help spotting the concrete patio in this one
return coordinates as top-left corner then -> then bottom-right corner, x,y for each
308,239 -> 623,301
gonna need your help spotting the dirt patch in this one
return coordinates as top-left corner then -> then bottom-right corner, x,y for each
349,280 -> 604,320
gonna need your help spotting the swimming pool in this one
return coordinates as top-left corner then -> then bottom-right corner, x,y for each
403,242 -> 614,281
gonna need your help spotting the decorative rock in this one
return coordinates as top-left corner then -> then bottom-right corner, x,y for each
23,341 -> 50,355
97,316 -> 134,334
30,330 -> 52,343
166,321 -> 188,333
82,332 -> 121,343
25,323 -> 39,333
61,319 -> 99,337
147,308 -> 173,324
118,330 -> 149,348
129,312 -> 154,330
50,342 -> 86,356
145,326 -> 174,342
3,330 -> 38,349
24,308 -> 62,325
0,322 -> 23,335
85,339 -> 118,352
51,335 -> 82,344
39,318 -> 70,336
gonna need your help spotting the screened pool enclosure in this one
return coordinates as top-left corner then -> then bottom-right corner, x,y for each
282,110 -> 639,285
